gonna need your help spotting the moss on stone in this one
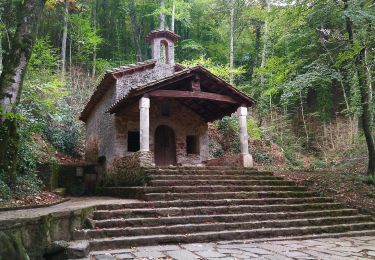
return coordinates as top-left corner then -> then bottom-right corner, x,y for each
0,231 -> 29,260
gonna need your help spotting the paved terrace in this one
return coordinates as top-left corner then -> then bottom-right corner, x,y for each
0,197 -> 140,223
91,236 -> 375,260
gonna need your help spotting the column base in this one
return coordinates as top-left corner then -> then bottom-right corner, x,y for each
241,153 -> 254,168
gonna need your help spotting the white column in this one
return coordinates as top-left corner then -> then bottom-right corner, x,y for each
139,96 -> 150,152
237,106 -> 253,167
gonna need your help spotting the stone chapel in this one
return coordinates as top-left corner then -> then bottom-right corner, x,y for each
80,29 -> 256,169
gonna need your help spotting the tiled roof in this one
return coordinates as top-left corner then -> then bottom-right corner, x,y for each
145,29 -> 181,43
107,65 -> 256,114
79,60 -> 157,122
107,68 -> 193,113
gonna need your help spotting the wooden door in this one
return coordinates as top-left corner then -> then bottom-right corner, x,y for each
155,125 -> 177,166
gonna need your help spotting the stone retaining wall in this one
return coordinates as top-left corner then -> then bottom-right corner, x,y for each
0,206 -> 94,259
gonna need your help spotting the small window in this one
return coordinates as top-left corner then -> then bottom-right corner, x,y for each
186,135 -> 199,155
128,131 -> 140,152
161,102 -> 170,116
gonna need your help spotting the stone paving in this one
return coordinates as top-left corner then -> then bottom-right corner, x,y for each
90,236 -> 375,260
0,197 -> 140,222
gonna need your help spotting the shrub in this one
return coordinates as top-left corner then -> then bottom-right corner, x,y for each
247,117 -> 262,140
254,152 -> 273,165
104,155 -> 150,187
44,106 -> 82,156
13,173 -> 43,197
311,160 -> 327,170
216,116 -> 241,154
0,178 -> 12,201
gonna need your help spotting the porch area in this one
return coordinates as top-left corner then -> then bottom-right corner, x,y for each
109,66 -> 256,168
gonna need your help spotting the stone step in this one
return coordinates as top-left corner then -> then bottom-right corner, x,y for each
144,191 -> 318,200
95,197 -> 335,211
149,179 -> 297,186
149,174 -> 283,181
74,215 -> 373,240
93,209 -> 360,228
144,185 -> 307,193
83,223 -> 375,251
146,169 -> 273,176
99,187 -> 144,199
150,166 -> 256,170
92,203 -> 345,220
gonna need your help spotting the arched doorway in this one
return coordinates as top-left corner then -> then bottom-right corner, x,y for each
154,125 -> 177,166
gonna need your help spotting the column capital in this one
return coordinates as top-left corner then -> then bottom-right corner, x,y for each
139,96 -> 150,109
237,106 -> 248,116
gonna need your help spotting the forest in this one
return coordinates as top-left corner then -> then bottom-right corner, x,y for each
0,0 -> 374,201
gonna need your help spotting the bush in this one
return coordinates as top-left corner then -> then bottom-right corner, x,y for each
254,152 -> 273,165
362,175 -> 375,186
209,139 -> 224,158
216,116 -> 240,154
247,117 -> 262,140
44,106 -> 82,156
104,155 -> 150,187
311,160 -> 327,170
0,178 -> 12,201
13,173 -> 43,197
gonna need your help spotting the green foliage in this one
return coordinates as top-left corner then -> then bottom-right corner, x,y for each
311,160 -> 327,170
69,13 -> 103,65
181,56 -> 246,82
44,105 -> 82,156
216,116 -> 240,154
359,175 -> 375,186
209,138 -> 224,158
247,117 -> 261,140
254,152 -> 272,165
0,178 -> 12,200
20,37 -> 82,156
217,116 -> 239,136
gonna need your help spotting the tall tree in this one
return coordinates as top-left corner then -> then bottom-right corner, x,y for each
61,0 -> 68,78
343,0 -> 374,176
229,0 -> 235,84
260,0 -> 270,89
92,0 -> 97,76
128,0 -> 143,61
0,0 -> 46,186
160,0 -> 165,29
171,0 -> 175,32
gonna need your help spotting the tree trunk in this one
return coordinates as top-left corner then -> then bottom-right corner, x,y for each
300,89 -> 309,146
229,0 -> 235,85
343,0 -> 375,176
0,0 -> 46,186
160,0 -> 165,30
0,32 -> 2,74
260,0 -> 270,89
356,48 -> 375,176
69,37 -> 72,78
171,0 -> 175,32
254,25 -> 261,66
364,48 -> 373,119
128,0 -> 143,62
61,0 -> 68,79
92,0 -> 97,77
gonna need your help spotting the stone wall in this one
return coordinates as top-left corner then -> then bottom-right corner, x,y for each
85,84 -> 117,165
0,207 -> 94,259
85,61 -> 175,169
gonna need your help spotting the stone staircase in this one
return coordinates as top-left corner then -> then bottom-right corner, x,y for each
68,167 -> 375,257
